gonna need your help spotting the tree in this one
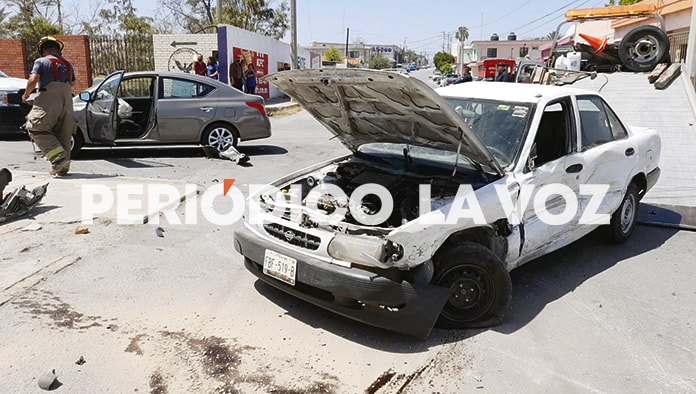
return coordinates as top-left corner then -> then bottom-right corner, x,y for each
324,47 -> 343,63
79,0 -> 156,35
439,63 -> 454,75
369,55 -> 391,70
455,26 -> 469,44
433,51 -> 455,70
158,0 -> 289,39
455,26 -> 469,71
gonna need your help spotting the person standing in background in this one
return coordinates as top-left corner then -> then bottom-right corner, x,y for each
245,63 -> 257,94
206,56 -> 219,80
193,54 -> 206,76
230,54 -> 245,90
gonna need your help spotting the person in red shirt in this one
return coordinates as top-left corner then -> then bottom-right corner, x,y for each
193,54 -> 206,76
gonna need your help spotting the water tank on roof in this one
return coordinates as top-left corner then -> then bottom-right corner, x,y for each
491,33 -> 499,41
508,32 -> 517,41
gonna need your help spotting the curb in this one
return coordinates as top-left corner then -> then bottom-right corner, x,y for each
266,102 -> 301,116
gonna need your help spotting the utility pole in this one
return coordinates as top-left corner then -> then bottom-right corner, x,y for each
345,27 -> 350,65
57,0 -> 63,31
291,0 -> 297,69
442,31 -> 446,52
217,0 -> 222,21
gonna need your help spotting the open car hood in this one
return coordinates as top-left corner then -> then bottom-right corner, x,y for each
266,69 -> 503,176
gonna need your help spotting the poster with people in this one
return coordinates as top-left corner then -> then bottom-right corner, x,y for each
232,47 -> 269,99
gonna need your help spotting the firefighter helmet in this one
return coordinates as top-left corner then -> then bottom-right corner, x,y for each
37,36 -> 64,52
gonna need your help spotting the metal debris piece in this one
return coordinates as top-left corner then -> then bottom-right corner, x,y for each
75,356 -> 86,365
0,169 -> 49,225
37,369 -> 58,390
155,227 -> 165,238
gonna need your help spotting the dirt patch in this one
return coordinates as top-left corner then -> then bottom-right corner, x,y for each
125,333 -> 148,356
13,290 -> 104,330
366,369 -> 397,394
149,371 -> 168,394
267,104 -> 302,117
152,330 -> 338,393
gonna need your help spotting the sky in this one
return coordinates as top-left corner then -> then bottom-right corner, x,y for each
131,0 -> 609,57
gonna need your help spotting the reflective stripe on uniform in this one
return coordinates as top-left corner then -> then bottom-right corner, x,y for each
45,145 -> 65,161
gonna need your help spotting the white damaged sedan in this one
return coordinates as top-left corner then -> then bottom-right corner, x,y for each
233,69 -> 661,338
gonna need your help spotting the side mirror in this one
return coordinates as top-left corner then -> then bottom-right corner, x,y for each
79,91 -> 91,102
527,143 -> 538,171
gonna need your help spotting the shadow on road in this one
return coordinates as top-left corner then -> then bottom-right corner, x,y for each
496,224 -> 679,334
250,224 -> 679,351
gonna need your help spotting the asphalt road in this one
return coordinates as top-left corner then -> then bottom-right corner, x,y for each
1,76 -> 695,392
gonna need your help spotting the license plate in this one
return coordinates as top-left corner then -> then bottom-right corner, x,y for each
263,250 -> 297,286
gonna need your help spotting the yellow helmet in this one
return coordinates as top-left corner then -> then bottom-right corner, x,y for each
37,36 -> 64,52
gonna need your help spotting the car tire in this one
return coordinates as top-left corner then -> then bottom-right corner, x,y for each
432,242 -> 512,329
201,123 -> 238,153
604,183 -> 639,244
618,25 -> 670,72
70,130 -> 84,158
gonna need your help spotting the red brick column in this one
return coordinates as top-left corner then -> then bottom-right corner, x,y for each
0,39 -> 28,78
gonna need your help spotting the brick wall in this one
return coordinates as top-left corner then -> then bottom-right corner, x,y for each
0,39 -> 28,79
0,36 -> 92,92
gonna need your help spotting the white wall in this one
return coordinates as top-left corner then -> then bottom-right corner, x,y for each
153,34 -> 218,72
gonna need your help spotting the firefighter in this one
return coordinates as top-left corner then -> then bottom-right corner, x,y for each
22,36 -> 76,176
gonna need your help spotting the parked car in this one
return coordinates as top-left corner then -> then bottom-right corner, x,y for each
234,69 -> 661,338
0,71 -> 31,134
72,70 -> 271,155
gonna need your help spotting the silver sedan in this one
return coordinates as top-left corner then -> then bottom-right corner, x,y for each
72,70 -> 271,155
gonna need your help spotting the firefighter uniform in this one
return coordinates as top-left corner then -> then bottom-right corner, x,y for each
24,37 -> 76,176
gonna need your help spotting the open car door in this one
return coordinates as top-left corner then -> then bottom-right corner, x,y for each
81,70 -> 124,144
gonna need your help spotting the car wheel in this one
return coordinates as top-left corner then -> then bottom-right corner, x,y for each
432,242 -> 512,329
604,183 -> 639,244
202,123 -> 238,153
70,130 -> 84,158
618,25 -> 669,72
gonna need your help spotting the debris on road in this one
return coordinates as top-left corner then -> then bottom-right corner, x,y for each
75,356 -> 86,365
37,369 -> 58,390
0,168 -> 49,225
201,145 -> 250,165
74,226 -> 90,235
155,227 -> 165,238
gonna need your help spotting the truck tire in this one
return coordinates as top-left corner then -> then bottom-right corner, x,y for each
432,242 -> 512,329
619,25 -> 669,72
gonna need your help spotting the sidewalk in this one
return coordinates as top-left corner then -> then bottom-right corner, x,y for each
575,69 -> 696,228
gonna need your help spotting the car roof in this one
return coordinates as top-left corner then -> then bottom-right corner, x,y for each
437,81 -> 598,104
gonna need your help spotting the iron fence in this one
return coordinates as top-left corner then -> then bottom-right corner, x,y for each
668,31 -> 688,64
89,34 -> 154,78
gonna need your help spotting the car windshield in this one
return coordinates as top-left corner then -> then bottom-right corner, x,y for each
444,97 -> 533,168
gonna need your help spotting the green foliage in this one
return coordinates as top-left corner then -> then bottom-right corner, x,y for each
439,63 -> 454,75
405,50 -> 417,63
369,55 -> 391,70
160,0 -> 289,39
455,26 -> 469,43
81,0 -> 156,35
433,51 -> 455,70
324,47 -> 343,62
